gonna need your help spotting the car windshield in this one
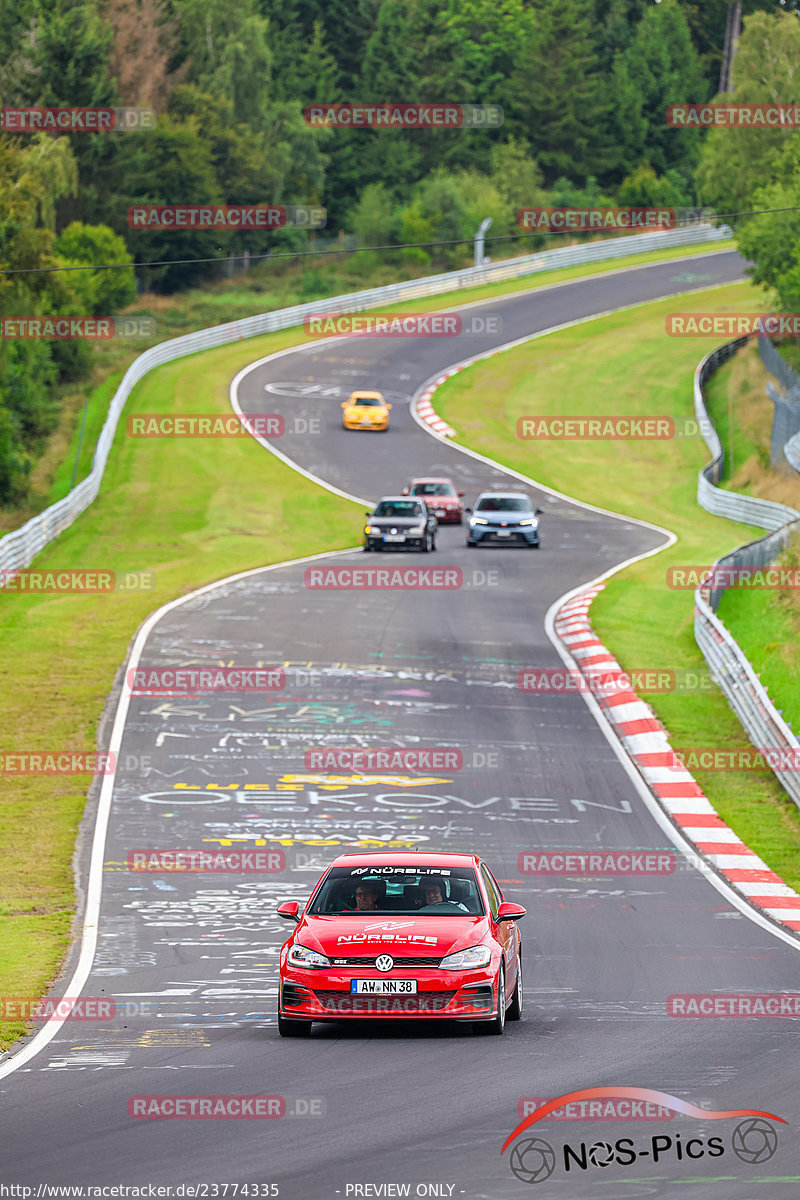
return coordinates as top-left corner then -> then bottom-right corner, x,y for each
350,396 -> 383,407
373,501 -> 423,518
308,865 -> 485,915
411,483 -> 455,496
475,496 -> 531,512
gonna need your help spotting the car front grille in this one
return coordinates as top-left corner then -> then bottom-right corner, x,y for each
312,990 -> 456,1014
329,956 -> 442,968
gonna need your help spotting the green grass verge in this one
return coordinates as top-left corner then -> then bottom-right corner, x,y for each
698,336 -> 800,738
433,279 -> 800,893
0,327 -> 362,1053
716,585 -> 800,736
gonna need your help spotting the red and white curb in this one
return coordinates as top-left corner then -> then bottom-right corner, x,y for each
413,340 -> 515,437
554,585 -> 800,935
416,378 -> 457,437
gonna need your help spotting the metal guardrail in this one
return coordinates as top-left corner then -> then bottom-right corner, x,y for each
0,223 -> 730,576
693,339 -> 800,809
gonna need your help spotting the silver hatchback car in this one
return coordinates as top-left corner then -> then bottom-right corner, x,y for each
465,492 -> 543,548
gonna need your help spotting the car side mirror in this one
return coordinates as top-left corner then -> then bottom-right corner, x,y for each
402,487 -> 409,495
386,403 -> 392,409
497,902 -> 526,922
365,511 -> 373,518
458,491 -> 465,497
535,507 -> 544,515
341,401 -> 347,408
464,507 -> 472,514
277,901 -> 301,922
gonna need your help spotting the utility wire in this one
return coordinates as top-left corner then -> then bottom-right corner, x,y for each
0,204 -> 798,277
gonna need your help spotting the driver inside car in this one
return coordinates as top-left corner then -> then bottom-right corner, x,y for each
420,877 -> 469,912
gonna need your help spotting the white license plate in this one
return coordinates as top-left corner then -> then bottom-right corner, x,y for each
351,979 -> 417,994
383,534 -> 405,542
359,421 -> 373,426
496,530 -> 512,537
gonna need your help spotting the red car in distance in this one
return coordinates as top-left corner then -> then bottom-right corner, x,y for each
276,850 -> 525,1037
402,477 -> 465,524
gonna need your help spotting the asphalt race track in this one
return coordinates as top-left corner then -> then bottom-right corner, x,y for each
3,249 -> 799,1198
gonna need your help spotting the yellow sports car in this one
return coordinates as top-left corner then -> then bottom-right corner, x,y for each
341,390 -> 391,431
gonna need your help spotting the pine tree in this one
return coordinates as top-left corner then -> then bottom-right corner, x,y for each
509,0 -> 613,185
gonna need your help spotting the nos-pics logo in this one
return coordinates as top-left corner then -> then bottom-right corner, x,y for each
502,1087 -> 783,1184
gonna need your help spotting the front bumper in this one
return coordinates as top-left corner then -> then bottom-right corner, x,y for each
364,534 -> 427,550
343,417 -> 388,431
280,970 -> 498,1021
467,524 -> 539,546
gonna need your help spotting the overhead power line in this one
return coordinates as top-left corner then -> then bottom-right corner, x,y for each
1,204 -> 798,277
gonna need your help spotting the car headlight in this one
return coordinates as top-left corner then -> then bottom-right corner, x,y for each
469,517 -> 489,526
288,944 -> 330,969
519,518 -> 539,527
365,525 -> 378,535
408,526 -> 425,535
439,945 -> 492,970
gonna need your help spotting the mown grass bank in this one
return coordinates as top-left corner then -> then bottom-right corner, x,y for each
702,341 -> 800,734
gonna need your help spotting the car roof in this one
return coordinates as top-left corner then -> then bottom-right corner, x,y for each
347,390 -> 385,399
475,491 -> 531,500
408,477 -> 456,484
375,495 -> 424,502
331,850 -> 481,868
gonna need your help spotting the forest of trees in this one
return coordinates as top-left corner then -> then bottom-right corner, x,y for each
1,0 -> 799,501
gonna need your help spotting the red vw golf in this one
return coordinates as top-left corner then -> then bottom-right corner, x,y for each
277,850 -> 525,1037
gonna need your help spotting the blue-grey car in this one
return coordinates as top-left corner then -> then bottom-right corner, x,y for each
465,492 -> 543,548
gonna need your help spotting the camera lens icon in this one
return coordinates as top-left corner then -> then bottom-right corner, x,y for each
508,1137 -> 556,1184
731,1118 -> 778,1165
